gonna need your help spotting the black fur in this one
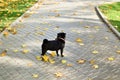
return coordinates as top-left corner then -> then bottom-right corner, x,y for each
41,32 -> 66,57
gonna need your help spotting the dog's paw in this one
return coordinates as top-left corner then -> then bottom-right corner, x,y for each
61,55 -> 64,57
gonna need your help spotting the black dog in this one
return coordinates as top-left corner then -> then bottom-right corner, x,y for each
41,32 -> 66,57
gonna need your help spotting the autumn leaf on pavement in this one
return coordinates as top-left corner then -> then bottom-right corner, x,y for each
42,55 -> 49,62
107,57 -> 115,61
13,49 -> 18,53
0,50 -> 7,57
89,60 -> 96,64
49,59 -> 55,64
55,14 -> 60,17
67,64 -> 73,67
22,49 -> 29,54
36,56 -> 42,61
50,51 -> 56,57
61,60 -> 67,64
3,31 -> 9,37
116,50 -> 120,54
79,43 -> 84,46
54,72 -> 63,77
76,38 -> 83,43
21,44 -> 27,48
92,64 -> 99,69
77,59 -> 86,64
32,74 -> 39,78
27,63 -> 33,67
92,50 -> 99,54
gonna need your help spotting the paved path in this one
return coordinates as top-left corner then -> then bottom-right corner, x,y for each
0,0 -> 120,80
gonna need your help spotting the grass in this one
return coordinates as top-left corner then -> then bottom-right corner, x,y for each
0,0 -> 38,32
99,2 -> 120,32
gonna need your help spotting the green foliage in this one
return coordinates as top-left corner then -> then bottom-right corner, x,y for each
99,2 -> 120,32
0,0 -> 37,32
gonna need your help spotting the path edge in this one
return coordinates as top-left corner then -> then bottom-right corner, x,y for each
95,6 -> 120,40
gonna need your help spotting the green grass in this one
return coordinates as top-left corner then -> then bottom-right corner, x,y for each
0,0 -> 38,32
99,2 -> 120,32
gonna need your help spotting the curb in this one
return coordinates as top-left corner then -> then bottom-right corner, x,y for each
0,0 -> 45,37
95,6 -> 120,40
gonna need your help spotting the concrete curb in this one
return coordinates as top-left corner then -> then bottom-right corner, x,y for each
95,6 -> 120,40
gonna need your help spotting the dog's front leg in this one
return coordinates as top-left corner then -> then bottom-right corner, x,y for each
41,49 -> 47,56
60,48 -> 64,57
56,50 -> 59,56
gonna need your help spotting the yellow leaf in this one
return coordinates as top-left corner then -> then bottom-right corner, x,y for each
76,38 -> 82,43
61,60 -> 67,64
77,59 -> 86,64
92,50 -> 99,54
32,74 -> 39,78
54,72 -> 62,77
105,37 -> 109,40
21,44 -> 27,48
116,50 -> 120,54
89,60 -> 95,64
92,64 -> 99,69
42,55 -> 49,62
107,57 -> 115,61
27,63 -> 33,67
79,43 -> 84,46
50,51 -> 56,57
0,50 -> 7,57
67,64 -> 73,67
36,56 -> 42,60
55,14 -> 60,17
84,26 -> 90,28
13,49 -> 18,53
22,49 -> 29,54
49,59 -> 55,64
3,31 -> 9,37
88,78 -> 93,80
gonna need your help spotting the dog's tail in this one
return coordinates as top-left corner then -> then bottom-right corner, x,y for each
43,39 -> 48,43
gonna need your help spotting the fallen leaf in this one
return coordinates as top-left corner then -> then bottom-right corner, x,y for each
13,49 -> 18,53
116,50 -> 120,54
50,51 -> 56,57
76,38 -> 82,43
22,49 -> 29,54
89,60 -> 95,64
77,59 -> 86,64
84,26 -> 90,28
3,31 -> 9,37
0,50 -> 7,57
49,59 -> 55,64
21,44 -> 27,48
67,64 -> 73,67
32,74 -> 39,78
105,37 -> 109,40
54,72 -> 62,77
61,60 -> 67,64
42,55 -> 49,62
79,43 -> 84,46
27,63 -> 33,67
88,78 -> 93,80
92,64 -> 99,69
36,56 -> 42,60
55,14 -> 60,17
107,57 -> 115,61
92,50 -> 99,54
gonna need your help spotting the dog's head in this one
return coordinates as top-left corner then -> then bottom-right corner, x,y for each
57,32 -> 66,39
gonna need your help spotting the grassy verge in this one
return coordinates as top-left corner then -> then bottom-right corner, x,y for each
99,2 -> 120,32
0,0 -> 38,32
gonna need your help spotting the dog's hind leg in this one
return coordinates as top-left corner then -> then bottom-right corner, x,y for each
56,50 -> 59,56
